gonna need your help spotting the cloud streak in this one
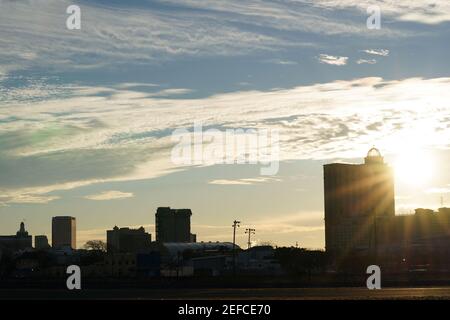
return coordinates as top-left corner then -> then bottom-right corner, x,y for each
356,59 -> 377,65
209,177 -> 281,185
84,190 -> 134,201
362,49 -> 389,57
317,54 -> 348,66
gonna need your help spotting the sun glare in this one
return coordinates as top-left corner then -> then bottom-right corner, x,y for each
394,148 -> 434,187
381,120 -> 438,188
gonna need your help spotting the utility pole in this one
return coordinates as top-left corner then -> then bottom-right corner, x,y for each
232,220 -> 240,275
245,228 -> 256,249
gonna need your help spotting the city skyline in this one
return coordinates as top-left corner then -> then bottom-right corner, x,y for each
1,1 -> 450,249
1,147 -> 447,250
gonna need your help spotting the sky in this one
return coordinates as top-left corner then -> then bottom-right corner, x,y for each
0,0 -> 449,249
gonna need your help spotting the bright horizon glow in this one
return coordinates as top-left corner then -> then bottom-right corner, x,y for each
394,148 -> 434,187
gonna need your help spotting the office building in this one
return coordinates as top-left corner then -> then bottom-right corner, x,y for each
35,235 -> 50,250
323,148 -> 395,257
107,226 -> 152,253
52,216 -> 76,249
155,207 -> 192,243
0,222 -> 32,252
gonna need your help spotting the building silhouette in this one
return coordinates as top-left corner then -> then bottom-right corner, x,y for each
35,235 -> 50,250
324,148 -> 450,268
0,222 -> 32,251
155,207 -> 195,243
107,226 -> 152,253
52,216 -> 76,249
324,148 -> 395,258
389,207 -> 450,245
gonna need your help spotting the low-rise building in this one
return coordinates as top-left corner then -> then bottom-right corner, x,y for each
35,235 -> 50,250
107,226 -> 152,253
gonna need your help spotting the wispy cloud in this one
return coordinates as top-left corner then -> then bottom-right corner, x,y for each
236,82 -> 252,87
0,0 -> 286,75
0,194 -> 59,204
317,54 -> 348,66
209,177 -> 281,185
264,59 -> 298,65
356,59 -> 377,65
311,0 -> 450,25
84,190 -> 134,201
152,88 -> 194,96
1,77 -> 450,203
362,49 -> 390,57
0,0 -> 415,77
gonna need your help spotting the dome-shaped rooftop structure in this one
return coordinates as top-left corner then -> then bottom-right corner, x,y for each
367,147 -> 382,158
365,147 -> 384,164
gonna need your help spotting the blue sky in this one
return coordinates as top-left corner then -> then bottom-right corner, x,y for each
1,0 -> 450,248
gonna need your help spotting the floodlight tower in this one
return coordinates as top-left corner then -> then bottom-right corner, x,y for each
245,228 -> 256,249
232,220 -> 240,275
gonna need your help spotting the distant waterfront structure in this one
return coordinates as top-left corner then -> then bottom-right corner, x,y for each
35,235 -> 50,250
107,226 -> 152,253
323,148 -> 395,258
52,216 -> 76,249
155,207 -> 195,243
0,222 -> 32,251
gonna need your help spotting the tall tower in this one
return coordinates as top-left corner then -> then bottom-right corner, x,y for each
155,207 -> 192,243
323,148 -> 395,258
52,216 -> 76,249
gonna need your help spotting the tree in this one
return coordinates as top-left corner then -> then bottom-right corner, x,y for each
83,240 -> 107,251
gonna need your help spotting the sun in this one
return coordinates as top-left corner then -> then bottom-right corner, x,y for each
394,148 -> 434,187
381,120 -> 437,188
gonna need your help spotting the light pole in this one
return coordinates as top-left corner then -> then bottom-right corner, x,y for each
245,228 -> 256,249
232,220 -> 240,275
